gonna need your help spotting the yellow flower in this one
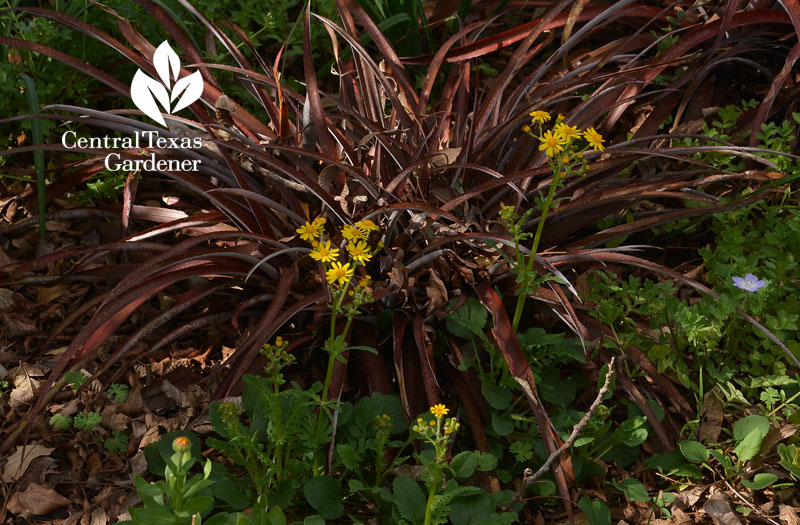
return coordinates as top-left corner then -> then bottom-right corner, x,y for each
326,261 -> 354,286
341,225 -> 361,241
296,220 -> 323,241
561,156 -> 570,164
554,122 -> 580,142
556,113 -> 566,121
275,336 -> 284,347
355,219 -> 379,233
358,279 -> 368,288
347,240 -> 372,264
584,127 -> 605,151
529,110 -> 551,125
355,220 -> 379,240
538,130 -> 567,158
313,217 -> 326,227
522,124 -> 531,133
430,404 -> 449,418
310,240 -> 339,262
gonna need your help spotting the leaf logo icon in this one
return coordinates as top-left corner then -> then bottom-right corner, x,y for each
130,41 -> 203,127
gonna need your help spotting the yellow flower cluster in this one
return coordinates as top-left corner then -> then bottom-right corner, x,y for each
526,110 -> 606,158
294,217 -> 381,289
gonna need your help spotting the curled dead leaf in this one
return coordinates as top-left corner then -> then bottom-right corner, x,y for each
425,269 -> 448,315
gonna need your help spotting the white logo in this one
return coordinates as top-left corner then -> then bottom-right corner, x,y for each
131,41 -> 203,127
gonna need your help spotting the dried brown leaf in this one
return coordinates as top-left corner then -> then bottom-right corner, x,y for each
7,482 -> 70,516
2,312 -> 37,337
425,269 -> 448,315
703,494 -> 742,525
35,284 -> 69,305
779,505 -> 800,525
699,390 -> 724,443
0,288 -> 25,311
2,444 -> 55,482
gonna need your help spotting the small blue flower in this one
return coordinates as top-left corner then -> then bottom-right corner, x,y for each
732,273 -> 767,292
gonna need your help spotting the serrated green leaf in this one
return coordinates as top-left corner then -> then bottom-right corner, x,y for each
578,496 -> 611,525
336,444 -> 359,471
392,476 -> 426,524
49,413 -> 73,431
303,476 -> 343,519
482,384 -> 512,410
613,478 -> 649,502
477,451 -> 498,471
679,440 -> 710,464
446,297 -> 487,339
734,430 -> 764,462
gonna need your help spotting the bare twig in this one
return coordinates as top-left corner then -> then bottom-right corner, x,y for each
516,357 -> 616,499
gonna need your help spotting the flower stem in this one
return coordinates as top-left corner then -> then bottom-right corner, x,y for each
424,467 -> 441,525
511,177 -> 559,333
314,281 -> 354,475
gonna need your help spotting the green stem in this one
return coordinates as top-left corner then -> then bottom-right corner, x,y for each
511,177 -> 559,333
314,283 -> 354,475
273,375 -> 283,482
424,467 -> 442,525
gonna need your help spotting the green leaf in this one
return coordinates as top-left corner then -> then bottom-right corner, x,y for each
336,444 -> 359,471
451,451 -> 478,478
578,496 -> 611,525
491,413 -> 514,436
348,345 -> 379,355
179,496 -> 213,516
74,411 -> 102,431
477,451 -> 498,471
49,413 -> 73,431
741,473 -> 778,490
64,370 -> 89,390
129,507 -> 175,524
303,476 -> 344,519
733,415 -> 770,443
107,383 -> 130,404
392,476 -> 426,524
446,297 -> 487,339
303,516 -> 325,525
679,440 -> 710,464
211,476 -> 252,511
613,478 -> 649,502
482,384 -> 512,410
734,430 -> 764,462
540,372 -> 576,408
265,507 -> 286,525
